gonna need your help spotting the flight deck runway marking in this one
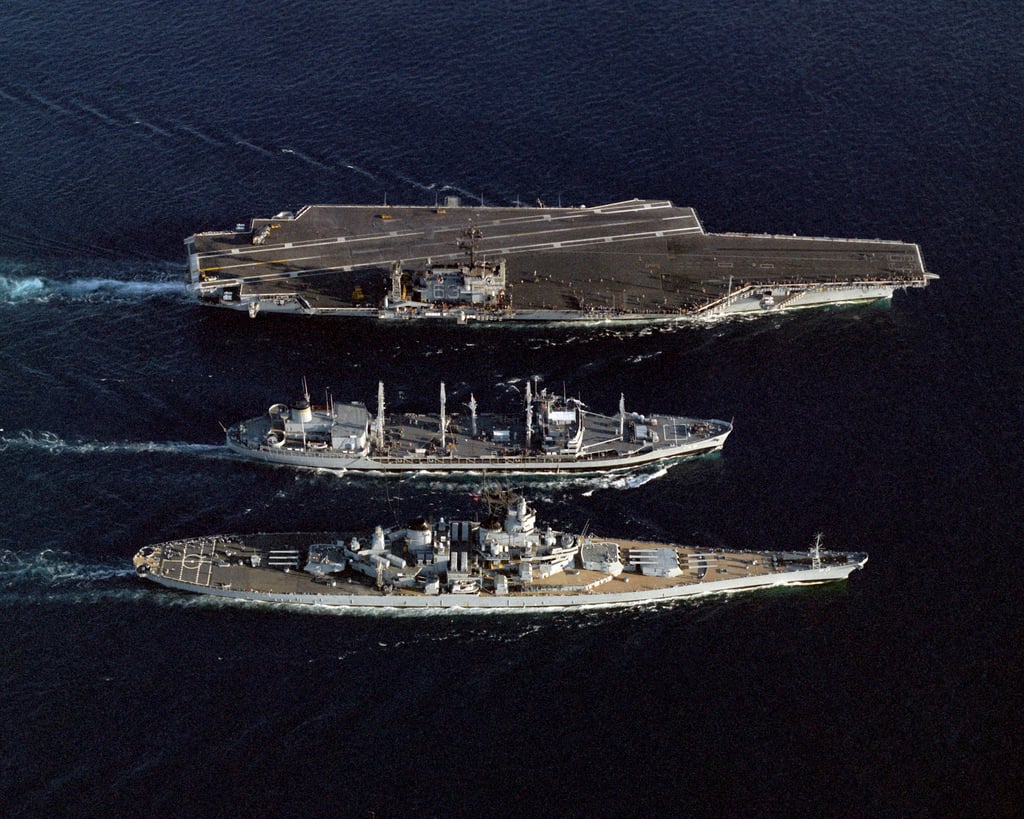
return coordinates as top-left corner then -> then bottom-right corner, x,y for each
196,219 -> 710,286
201,226 -> 708,287
195,230 -> 427,260
482,226 -> 703,255
479,215 -> 683,243
194,204 -> 698,262
196,224 -> 709,287
200,255 -> 322,272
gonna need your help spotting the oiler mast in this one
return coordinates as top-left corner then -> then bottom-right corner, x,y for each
525,380 -> 533,442
375,381 -> 385,449
440,382 -> 447,448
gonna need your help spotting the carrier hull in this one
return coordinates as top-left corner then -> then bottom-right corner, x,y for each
186,199 -> 933,321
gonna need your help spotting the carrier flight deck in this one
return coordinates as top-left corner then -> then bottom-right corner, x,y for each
186,198 -> 934,321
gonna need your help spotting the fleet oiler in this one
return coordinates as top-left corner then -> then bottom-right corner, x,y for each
227,378 -> 732,475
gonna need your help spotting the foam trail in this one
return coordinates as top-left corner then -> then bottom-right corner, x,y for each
0,548 -> 153,609
439,182 -> 484,203
0,275 -> 47,301
624,351 -> 663,364
63,278 -> 187,298
0,275 -> 186,304
280,148 -> 331,170
26,90 -> 72,116
341,162 -> 380,182
0,431 -> 225,459
174,122 -> 226,146
70,100 -> 121,127
0,548 -> 134,588
127,114 -> 172,138
394,172 -> 439,193
231,135 -> 276,156
582,467 -> 671,496
612,466 -> 670,490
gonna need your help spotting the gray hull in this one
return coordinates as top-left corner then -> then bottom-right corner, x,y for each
139,560 -> 866,611
224,430 -> 730,474
227,384 -> 732,476
213,281 -> 907,322
133,517 -> 867,614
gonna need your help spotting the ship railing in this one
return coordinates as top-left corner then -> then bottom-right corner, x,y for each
772,290 -> 805,309
246,443 -> 630,464
243,424 -> 725,457
579,434 -> 625,452
713,230 -> 916,247
242,425 -> 722,460
371,451 -> 624,465
242,442 -> 718,465
702,275 -> 923,313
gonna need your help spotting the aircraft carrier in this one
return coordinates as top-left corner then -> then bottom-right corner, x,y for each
186,198 -> 934,321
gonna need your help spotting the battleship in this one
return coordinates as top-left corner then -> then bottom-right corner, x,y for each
186,198 -> 934,322
226,379 -> 732,474
132,493 -> 868,610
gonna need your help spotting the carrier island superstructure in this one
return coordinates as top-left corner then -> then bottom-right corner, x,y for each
186,198 -> 934,321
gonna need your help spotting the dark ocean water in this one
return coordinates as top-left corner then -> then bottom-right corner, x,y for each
2,1 -> 1022,815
